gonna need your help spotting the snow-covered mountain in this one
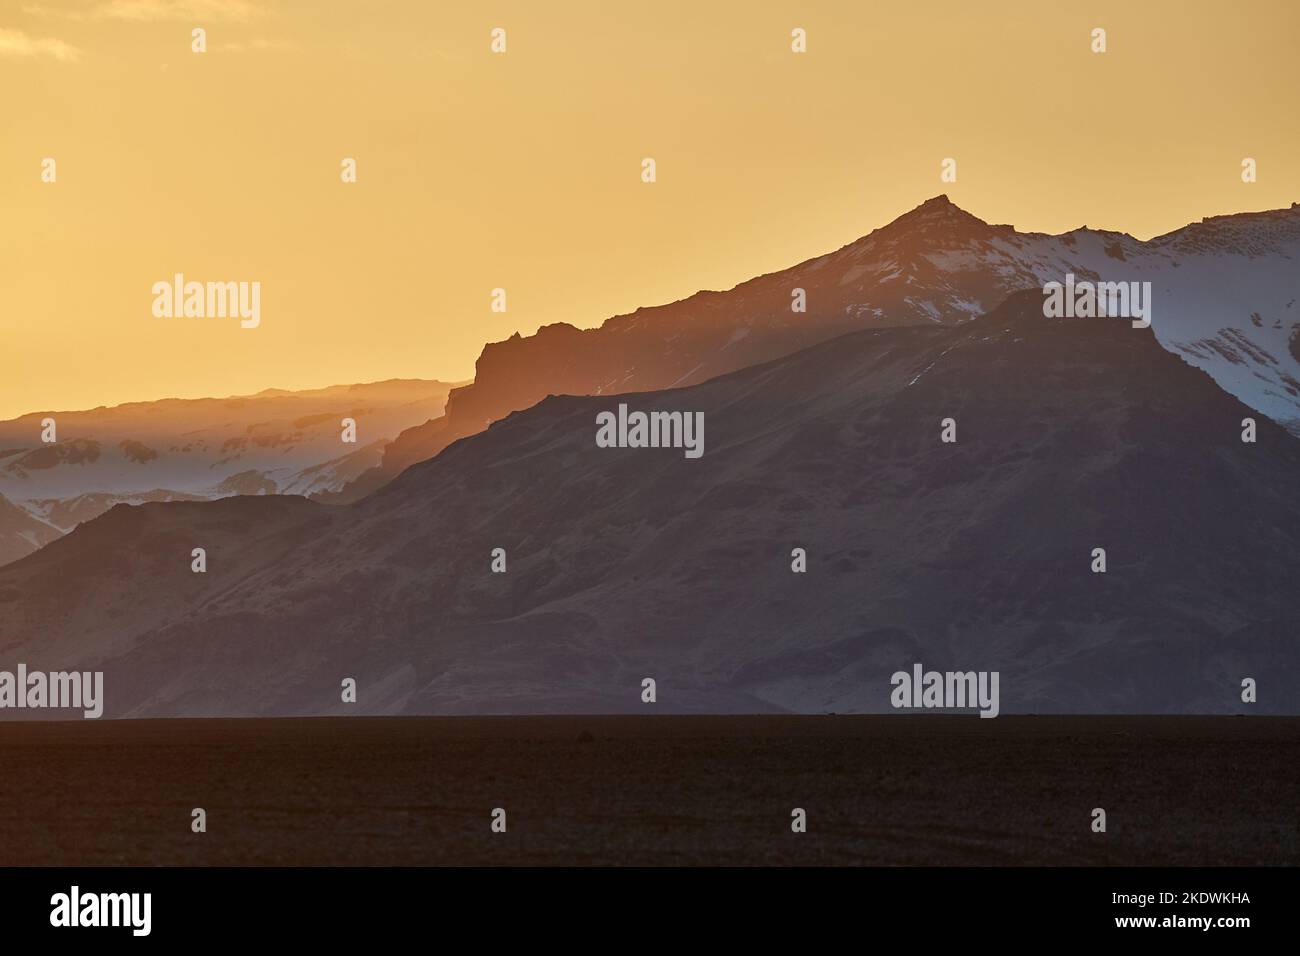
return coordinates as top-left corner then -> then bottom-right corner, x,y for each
331,197 -> 1300,502
0,379 -> 462,566
897,202 -> 1300,434
3,292 -> 1297,717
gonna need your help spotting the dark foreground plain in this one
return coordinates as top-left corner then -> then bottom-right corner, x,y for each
0,716 -> 1295,866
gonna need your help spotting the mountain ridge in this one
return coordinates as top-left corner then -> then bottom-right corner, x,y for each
4,291 -> 1296,717
326,197 -> 1300,503
0,379 -> 463,568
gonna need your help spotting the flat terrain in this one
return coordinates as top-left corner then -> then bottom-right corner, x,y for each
0,716 -> 1295,866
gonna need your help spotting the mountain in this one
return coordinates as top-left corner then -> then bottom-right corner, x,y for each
328,197 -> 1300,502
0,495 -> 62,568
0,379 -> 462,566
4,291 -> 1297,717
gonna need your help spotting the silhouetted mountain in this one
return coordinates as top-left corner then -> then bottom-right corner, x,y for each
4,292 -> 1297,716
328,198 -> 1300,502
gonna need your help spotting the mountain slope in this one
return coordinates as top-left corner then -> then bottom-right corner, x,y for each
330,198 -> 1300,502
4,292 -> 1298,717
0,495 -> 63,567
0,378 -> 461,566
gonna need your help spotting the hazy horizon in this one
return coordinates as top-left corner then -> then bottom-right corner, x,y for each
0,373 -> 472,422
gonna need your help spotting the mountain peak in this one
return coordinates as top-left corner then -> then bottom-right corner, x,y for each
909,194 -> 968,218
881,194 -> 991,235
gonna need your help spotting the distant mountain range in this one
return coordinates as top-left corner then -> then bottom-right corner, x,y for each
325,196 -> 1300,503
0,379 -> 461,567
3,290 -> 1297,717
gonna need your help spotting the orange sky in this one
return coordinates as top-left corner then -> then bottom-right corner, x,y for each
2,0 -> 1297,419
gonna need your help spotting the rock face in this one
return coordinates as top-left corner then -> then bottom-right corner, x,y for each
3,291 -> 1297,717
328,197 -> 1300,502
